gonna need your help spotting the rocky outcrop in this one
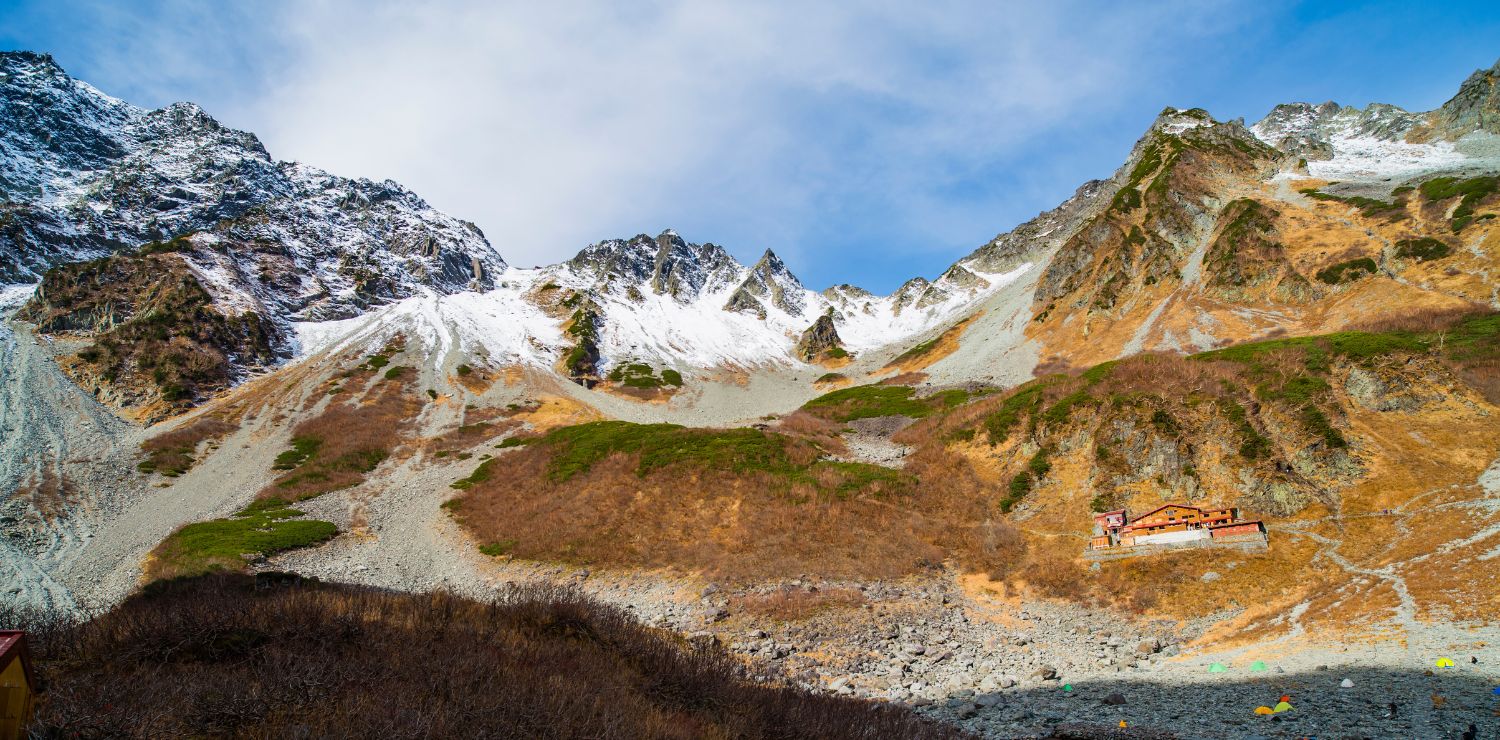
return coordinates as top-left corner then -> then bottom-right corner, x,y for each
1036,109 -> 1279,315
795,312 -> 845,362
1420,56 -> 1500,140
0,51 -> 505,308
19,252 -> 284,419
724,249 -> 805,318
566,230 -> 741,302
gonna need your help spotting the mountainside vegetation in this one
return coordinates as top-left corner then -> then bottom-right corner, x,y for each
444,309 -> 1500,624
9,573 -> 960,739
20,252 -> 282,420
444,417 -> 1020,581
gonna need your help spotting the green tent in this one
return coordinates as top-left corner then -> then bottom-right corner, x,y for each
1208,662 -> 1228,673
1248,660 -> 1267,672
1273,701 -> 1293,713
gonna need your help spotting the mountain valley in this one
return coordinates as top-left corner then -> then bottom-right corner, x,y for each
5,49 -> 1500,738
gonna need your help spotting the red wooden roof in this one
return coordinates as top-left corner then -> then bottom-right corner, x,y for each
0,631 -> 35,688
1131,503 -> 1205,521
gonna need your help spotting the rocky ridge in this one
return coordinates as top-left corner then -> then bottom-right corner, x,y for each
0,51 -> 505,310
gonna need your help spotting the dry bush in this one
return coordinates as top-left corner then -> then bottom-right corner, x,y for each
11,468 -> 77,522
451,436 -> 1009,581
1092,353 -> 1238,400
1346,302 -> 1489,334
139,415 -> 239,476
775,410 -> 842,438
1031,356 -> 1083,376
261,375 -> 421,502
729,587 -> 866,622
428,413 -> 524,453
878,371 -> 928,386
1019,554 -> 1090,603
774,410 -> 850,456
1456,358 -> 1500,404
24,573 -> 962,739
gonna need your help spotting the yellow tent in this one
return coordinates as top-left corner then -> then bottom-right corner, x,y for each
1254,706 -> 1274,715
1435,657 -> 1456,668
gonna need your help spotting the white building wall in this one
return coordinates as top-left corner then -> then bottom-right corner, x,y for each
1131,528 -> 1210,546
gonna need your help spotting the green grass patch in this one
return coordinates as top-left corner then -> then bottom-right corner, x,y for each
451,459 -> 498,490
892,336 -> 941,364
497,436 -> 534,449
1217,398 -> 1272,460
272,436 -> 323,470
1393,237 -> 1451,262
1315,257 -> 1379,285
456,363 -> 473,376
1041,390 -> 1093,425
1000,448 -> 1051,513
815,372 -> 847,384
525,421 -> 912,499
604,362 -> 683,390
1299,188 -> 1403,218
980,384 -> 1045,445
801,384 -> 942,421
1420,176 -> 1498,231
479,539 -> 518,557
365,354 -> 390,370
1301,406 -> 1347,448
150,499 -> 336,579
1193,329 -> 1428,367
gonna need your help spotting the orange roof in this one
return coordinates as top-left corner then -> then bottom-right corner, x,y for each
1131,503 -> 1205,520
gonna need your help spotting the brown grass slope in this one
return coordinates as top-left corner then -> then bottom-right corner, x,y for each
446,418 -> 1022,582
922,310 -> 1500,632
1025,110 -> 1500,369
451,311 -> 1500,636
8,573 -> 964,739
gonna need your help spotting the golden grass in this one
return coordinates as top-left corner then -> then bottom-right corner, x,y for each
259,372 -> 421,502
883,314 -> 978,373
139,414 -> 239,476
449,427 -> 1027,582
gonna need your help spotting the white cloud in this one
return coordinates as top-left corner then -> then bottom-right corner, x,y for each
25,0 -> 1266,288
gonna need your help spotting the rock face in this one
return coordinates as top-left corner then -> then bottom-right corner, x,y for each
1036,108 -> 1279,317
567,230 -> 740,302
0,51 -> 505,313
19,250 -> 283,418
724,249 -> 806,318
1423,56 -> 1500,140
1252,101 -> 1421,158
1249,57 -> 1500,149
795,312 -> 844,362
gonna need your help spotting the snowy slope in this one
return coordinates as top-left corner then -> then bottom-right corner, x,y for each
1250,58 -> 1500,182
293,230 -> 1036,378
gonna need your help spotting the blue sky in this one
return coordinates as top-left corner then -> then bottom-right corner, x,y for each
2,1 -> 1497,292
